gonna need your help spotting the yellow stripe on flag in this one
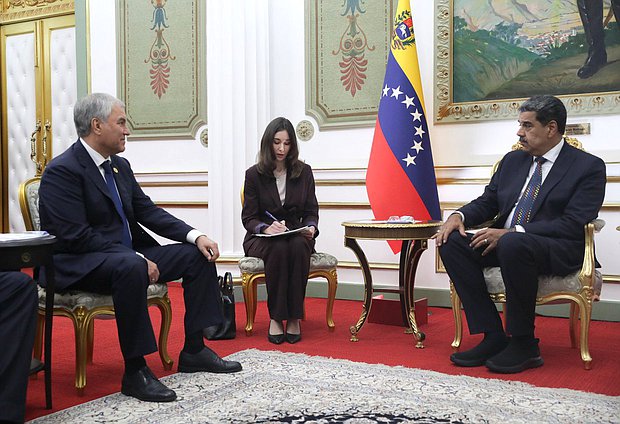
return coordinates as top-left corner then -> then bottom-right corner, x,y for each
391,0 -> 426,111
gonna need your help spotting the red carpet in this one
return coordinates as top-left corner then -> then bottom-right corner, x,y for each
25,282 -> 620,421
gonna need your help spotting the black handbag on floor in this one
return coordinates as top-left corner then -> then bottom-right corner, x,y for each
203,272 -> 236,340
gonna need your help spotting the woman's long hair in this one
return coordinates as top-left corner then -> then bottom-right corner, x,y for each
256,117 -> 304,178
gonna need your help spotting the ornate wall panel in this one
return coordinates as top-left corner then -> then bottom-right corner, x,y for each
305,0 -> 396,129
117,0 -> 206,139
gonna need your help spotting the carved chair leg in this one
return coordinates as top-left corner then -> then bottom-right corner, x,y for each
450,282 -> 463,350
577,298 -> 593,370
73,307 -> 89,395
150,295 -> 174,370
242,273 -> 257,336
325,270 -> 338,330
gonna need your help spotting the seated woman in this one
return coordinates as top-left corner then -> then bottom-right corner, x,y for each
241,117 -> 319,344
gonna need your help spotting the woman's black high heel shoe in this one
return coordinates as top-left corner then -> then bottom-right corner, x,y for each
285,319 -> 301,344
285,332 -> 301,344
268,333 -> 286,344
268,320 -> 285,344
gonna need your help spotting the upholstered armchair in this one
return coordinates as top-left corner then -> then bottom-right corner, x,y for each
449,138 -> 605,370
19,177 -> 173,394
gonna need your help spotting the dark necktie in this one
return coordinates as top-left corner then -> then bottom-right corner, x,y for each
102,160 -> 132,247
510,157 -> 547,227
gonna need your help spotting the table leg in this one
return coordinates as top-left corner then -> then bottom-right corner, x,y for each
344,237 -> 373,342
398,240 -> 410,327
404,239 -> 427,348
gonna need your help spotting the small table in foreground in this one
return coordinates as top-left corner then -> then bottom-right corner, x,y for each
341,220 -> 442,348
0,233 -> 56,409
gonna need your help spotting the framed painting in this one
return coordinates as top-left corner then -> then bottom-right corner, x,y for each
305,0 -> 397,129
434,0 -> 620,123
117,0 -> 206,139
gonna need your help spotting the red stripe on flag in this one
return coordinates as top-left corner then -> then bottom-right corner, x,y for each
366,121 -> 432,254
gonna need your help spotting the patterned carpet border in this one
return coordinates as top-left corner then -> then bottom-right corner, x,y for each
29,349 -> 620,423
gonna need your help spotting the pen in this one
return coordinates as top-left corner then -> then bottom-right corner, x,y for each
265,211 -> 289,231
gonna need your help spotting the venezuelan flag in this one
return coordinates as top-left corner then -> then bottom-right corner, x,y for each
365,0 -> 441,253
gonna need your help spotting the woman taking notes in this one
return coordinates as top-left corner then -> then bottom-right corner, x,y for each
241,117 -> 319,344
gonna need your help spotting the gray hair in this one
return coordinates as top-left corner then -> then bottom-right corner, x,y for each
73,93 -> 125,138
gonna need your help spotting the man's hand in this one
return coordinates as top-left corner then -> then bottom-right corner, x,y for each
146,258 -> 160,284
301,225 -> 316,240
196,235 -> 220,261
470,228 -> 511,256
433,213 -> 466,247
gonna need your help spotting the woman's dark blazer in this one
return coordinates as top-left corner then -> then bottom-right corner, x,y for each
242,163 -> 319,252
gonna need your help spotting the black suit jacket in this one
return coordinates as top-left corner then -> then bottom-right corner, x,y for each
241,163 -> 319,252
39,140 -> 193,289
459,142 -> 606,274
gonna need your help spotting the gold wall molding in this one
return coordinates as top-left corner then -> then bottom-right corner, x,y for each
316,179 -> 365,186
319,202 -> 370,210
134,170 -> 208,177
1,0 -> 72,24
154,201 -> 208,209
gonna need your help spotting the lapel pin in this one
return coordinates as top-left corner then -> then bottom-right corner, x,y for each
113,167 -> 119,174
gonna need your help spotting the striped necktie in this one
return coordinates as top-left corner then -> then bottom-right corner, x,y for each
102,160 -> 132,248
510,157 -> 547,227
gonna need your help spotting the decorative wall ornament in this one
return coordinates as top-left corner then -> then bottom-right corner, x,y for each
200,128 -> 208,148
8,0 -> 57,7
305,0 -> 397,129
434,0 -> 620,123
117,0 -> 206,139
296,120 -> 315,142
145,0 -> 176,99
1,0 -> 72,23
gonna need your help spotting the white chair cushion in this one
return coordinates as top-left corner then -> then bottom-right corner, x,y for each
239,252 -> 337,273
37,282 -> 168,311
483,267 -> 603,298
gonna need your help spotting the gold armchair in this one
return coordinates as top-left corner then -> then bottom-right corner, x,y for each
449,138 -> 604,370
19,177 -> 173,394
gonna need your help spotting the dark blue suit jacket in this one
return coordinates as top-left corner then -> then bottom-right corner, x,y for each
39,141 -> 193,289
458,142 -> 606,275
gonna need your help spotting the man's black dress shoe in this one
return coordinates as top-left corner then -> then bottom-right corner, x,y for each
485,337 -> 544,374
450,334 -> 509,367
178,346 -> 242,373
286,332 -> 301,344
121,366 -> 177,402
268,333 -> 286,344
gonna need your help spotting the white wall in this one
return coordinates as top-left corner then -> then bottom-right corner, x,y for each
87,0 -> 620,302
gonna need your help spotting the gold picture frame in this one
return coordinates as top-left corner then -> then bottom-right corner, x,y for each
434,0 -> 620,123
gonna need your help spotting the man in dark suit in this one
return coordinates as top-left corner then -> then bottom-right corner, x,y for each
0,271 -> 37,423
577,0 -> 620,78
434,95 -> 606,373
39,93 -> 242,403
